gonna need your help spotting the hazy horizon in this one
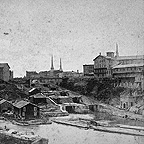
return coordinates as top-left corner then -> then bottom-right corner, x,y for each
0,0 -> 143,77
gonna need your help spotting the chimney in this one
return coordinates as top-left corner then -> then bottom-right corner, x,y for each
59,58 -> 63,71
51,55 -> 54,70
115,43 -> 119,58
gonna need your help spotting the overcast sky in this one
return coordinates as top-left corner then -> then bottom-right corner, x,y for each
0,0 -> 144,77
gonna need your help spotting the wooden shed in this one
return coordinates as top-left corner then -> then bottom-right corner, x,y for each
13,100 -> 40,120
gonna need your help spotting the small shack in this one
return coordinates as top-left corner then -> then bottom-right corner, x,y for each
63,103 -> 89,113
0,99 -> 13,113
29,93 -> 47,104
13,100 -> 40,120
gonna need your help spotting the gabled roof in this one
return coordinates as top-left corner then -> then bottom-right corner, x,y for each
93,55 -> 105,61
13,100 -> 39,109
93,55 -> 114,61
13,100 -> 30,108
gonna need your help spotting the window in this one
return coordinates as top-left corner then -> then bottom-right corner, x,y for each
22,112 -> 25,117
34,107 -> 38,116
34,107 -> 37,111
34,111 -> 37,116
23,107 -> 26,112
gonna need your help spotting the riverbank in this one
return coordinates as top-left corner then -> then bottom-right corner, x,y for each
52,116 -> 144,137
1,115 -> 144,144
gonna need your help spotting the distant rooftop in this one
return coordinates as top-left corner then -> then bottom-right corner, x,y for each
93,55 -> 115,61
0,63 -> 10,68
117,55 -> 144,60
112,63 -> 144,69
83,64 -> 94,66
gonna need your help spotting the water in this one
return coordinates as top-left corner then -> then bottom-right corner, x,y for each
0,119 -> 144,144
94,112 -> 144,127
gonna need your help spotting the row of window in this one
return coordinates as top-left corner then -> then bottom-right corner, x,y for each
95,63 -> 112,68
23,107 -> 37,111
113,67 -> 143,72
119,60 -> 142,65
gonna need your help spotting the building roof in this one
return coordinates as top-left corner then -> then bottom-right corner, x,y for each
0,63 -> 10,68
13,100 -> 30,108
63,103 -> 85,106
93,55 -> 114,61
83,64 -> 94,66
26,71 -> 38,73
30,93 -> 46,98
112,63 -> 144,69
117,55 -> 144,60
0,99 -> 12,105
0,99 -> 7,104
105,56 -> 114,59
13,100 -> 39,109
29,88 -> 36,93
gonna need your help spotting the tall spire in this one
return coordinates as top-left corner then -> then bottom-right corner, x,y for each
51,55 -> 54,70
59,58 -> 63,71
115,43 -> 119,58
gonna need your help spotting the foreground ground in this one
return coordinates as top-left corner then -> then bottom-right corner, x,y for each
1,114 -> 144,144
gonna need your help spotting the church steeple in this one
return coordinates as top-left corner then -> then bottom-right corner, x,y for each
59,58 -> 63,71
51,55 -> 54,70
115,43 -> 119,58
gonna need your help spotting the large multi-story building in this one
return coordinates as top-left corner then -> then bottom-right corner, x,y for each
0,63 -> 11,81
91,44 -> 144,90
93,52 -> 115,78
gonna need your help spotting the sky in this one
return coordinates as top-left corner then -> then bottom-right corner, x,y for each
0,0 -> 144,77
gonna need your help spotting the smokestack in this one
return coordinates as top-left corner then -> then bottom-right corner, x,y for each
51,55 -> 54,70
59,58 -> 63,71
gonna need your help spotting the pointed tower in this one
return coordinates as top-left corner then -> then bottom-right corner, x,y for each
115,43 -> 119,58
59,58 -> 63,71
51,55 -> 54,70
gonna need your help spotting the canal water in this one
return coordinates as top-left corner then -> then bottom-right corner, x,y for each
94,112 -> 144,127
1,118 -> 144,144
